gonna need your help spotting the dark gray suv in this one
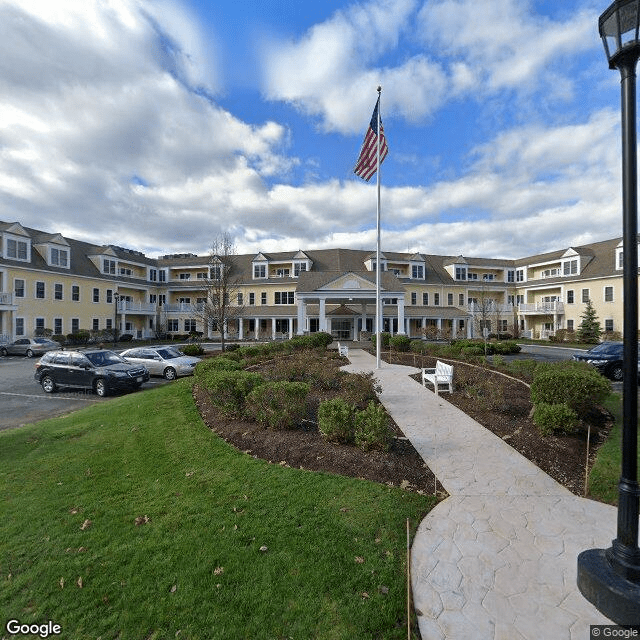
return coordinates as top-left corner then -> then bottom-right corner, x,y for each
34,349 -> 149,396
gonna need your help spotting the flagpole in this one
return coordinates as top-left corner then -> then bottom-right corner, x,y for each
375,86 -> 382,370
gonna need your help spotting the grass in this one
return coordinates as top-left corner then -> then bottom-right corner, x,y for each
0,380 -> 435,640
588,393 -> 640,505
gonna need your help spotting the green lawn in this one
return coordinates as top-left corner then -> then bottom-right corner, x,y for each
0,380 -> 434,640
588,393 -> 640,506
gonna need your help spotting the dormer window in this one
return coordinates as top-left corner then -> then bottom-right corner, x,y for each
411,264 -> 424,279
50,247 -> 69,268
210,265 -> 222,280
5,237 -> 29,262
455,266 -> 467,280
253,264 -> 267,279
293,262 -> 308,276
562,259 -> 578,276
103,258 -> 116,275
276,268 -> 290,278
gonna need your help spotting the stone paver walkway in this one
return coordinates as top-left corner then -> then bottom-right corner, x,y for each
341,349 -> 618,639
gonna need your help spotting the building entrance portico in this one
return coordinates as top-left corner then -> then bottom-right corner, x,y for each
295,271 -> 406,340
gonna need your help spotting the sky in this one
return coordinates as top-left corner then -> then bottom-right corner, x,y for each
0,0 -> 627,260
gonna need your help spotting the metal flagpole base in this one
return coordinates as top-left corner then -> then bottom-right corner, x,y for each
577,548 -> 640,626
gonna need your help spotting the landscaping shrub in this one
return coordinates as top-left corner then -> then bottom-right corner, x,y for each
371,332 -> 391,348
533,402 -> 579,436
199,370 -> 264,414
318,398 -> 355,444
195,357 -> 244,375
66,330 -> 90,345
306,332 -> 334,348
181,343 -> 204,356
505,359 -> 540,383
340,372 -> 381,409
354,401 -> 391,451
491,340 -> 521,355
389,335 -> 411,352
530,361 -> 611,417
245,381 -> 310,430
409,340 -> 427,353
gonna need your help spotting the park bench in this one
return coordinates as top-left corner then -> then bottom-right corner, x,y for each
337,342 -> 349,357
422,360 -> 453,395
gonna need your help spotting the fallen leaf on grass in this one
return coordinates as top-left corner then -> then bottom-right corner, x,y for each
361,592 -> 369,599
379,585 -> 389,595
185,471 -> 194,477
80,519 -> 92,530
134,515 -> 150,526
259,546 -> 268,553
170,585 -> 177,593
69,507 -> 80,515
214,567 -> 224,575
59,577 -> 64,589
339,507 -> 349,512
355,556 -> 365,564
77,577 -> 83,588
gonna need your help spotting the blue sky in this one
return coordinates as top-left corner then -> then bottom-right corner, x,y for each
0,0 -> 625,259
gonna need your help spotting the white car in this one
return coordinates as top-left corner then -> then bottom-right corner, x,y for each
120,346 -> 201,380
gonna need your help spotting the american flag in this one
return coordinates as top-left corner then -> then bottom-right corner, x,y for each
353,97 -> 388,181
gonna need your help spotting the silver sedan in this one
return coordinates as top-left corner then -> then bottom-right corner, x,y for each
120,346 -> 201,380
0,337 -> 60,358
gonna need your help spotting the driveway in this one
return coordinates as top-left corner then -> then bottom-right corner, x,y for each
0,356 -> 166,430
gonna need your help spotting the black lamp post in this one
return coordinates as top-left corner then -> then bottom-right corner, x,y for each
113,292 -> 120,348
577,0 -> 640,625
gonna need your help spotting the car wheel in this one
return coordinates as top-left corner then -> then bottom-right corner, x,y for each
26,349 -> 34,358
609,364 -> 623,381
41,376 -> 57,393
94,379 -> 109,397
0,347 -> 7,357
163,367 -> 177,380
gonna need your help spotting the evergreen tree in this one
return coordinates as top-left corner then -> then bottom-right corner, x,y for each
576,299 -> 602,344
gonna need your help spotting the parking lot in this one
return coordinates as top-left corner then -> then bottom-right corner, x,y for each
0,355 -> 168,430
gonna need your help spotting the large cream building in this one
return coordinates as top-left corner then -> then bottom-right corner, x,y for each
0,220 -> 629,344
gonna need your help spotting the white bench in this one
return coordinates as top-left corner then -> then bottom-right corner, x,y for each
422,360 -> 453,395
337,342 -> 349,357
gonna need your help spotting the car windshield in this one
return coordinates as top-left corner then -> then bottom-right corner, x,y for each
156,348 -> 182,359
86,351 -> 126,366
589,343 -> 622,354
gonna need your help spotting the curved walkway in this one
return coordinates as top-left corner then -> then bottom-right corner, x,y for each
341,349 -> 617,639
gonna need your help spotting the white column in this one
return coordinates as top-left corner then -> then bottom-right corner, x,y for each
271,318 -> 276,340
223,320 -> 228,339
254,317 -> 260,340
288,319 -> 293,339
297,297 -> 305,335
238,317 -> 243,339
319,298 -> 326,332
360,302 -> 367,339
397,298 -> 406,335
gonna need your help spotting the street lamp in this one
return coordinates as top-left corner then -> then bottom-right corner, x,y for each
113,292 -> 120,348
577,0 -> 640,624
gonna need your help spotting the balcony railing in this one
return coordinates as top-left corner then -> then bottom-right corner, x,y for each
467,302 -> 514,314
0,292 -> 15,306
117,301 -> 157,314
162,302 -> 205,313
518,301 -> 565,314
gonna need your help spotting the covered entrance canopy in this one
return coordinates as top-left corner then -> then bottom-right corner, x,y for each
295,271 -> 406,340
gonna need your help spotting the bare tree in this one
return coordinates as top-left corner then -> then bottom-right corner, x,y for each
198,233 -> 244,352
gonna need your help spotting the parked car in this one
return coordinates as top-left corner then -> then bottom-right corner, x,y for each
34,349 -> 149,396
120,346 -> 201,379
572,341 -> 626,380
1,337 -> 60,358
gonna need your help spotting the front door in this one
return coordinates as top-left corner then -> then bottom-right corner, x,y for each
332,319 -> 353,340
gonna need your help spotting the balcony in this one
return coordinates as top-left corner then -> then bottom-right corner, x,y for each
163,302 -> 205,314
0,292 -> 17,310
467,302 -> 514,314
518,301 -> 565,315
117,301 -> 157,315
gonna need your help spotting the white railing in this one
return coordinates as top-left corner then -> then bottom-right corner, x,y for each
163,303 -> 205,313
117,301 -> 157,314
0,292 -> 14,306
467,302 -> 514,314
518,301 -> 565,314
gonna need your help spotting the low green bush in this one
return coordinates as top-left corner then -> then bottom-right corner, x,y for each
181,343 -> 204,356
245,381 -> 310,430
533,402 -> 579,436
340,372 -> 380,409
409,340 -> 427,353
195,357 -> 244,376
354,401 -> 391,451
318,398 -> 355,444
530,361 -> 611,417
199,369 -> 264,414
388,335 -> 411,352
66,330 -> 91,345
370,332 -> 391,348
